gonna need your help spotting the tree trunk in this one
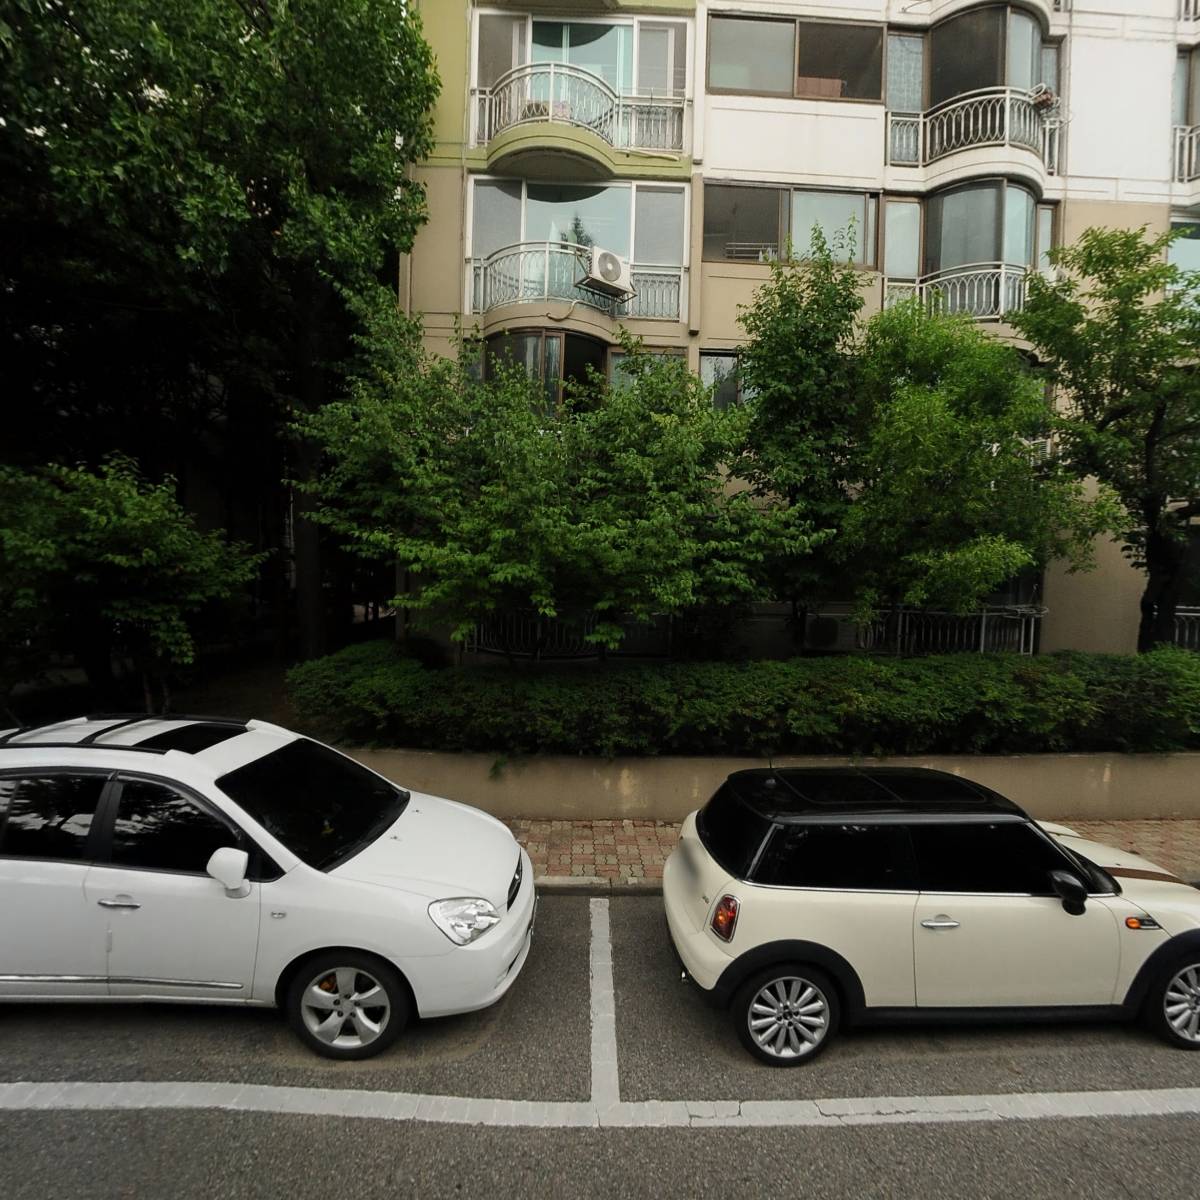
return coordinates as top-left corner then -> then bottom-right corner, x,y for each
1137,527 -> 1186,651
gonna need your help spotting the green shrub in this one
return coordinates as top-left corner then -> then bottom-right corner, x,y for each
287,641 -> 1200,757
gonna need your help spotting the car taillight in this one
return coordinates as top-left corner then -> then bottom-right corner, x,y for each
711,895 -> 739,942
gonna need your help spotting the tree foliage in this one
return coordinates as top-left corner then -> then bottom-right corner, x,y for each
298,302 -> 818,646
1012,226 -> 1200,649
0,458 -> 264,713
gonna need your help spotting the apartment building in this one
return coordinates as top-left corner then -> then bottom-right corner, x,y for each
403,0 -> 1200,655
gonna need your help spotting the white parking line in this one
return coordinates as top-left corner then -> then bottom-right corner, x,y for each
3,900 -> 1200,1130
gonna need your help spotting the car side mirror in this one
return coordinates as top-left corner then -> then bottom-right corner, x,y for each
1049,869 -> 1087,916
207,847 -> 251,898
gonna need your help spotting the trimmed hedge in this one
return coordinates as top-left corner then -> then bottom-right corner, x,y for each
287,640 -> 1200,758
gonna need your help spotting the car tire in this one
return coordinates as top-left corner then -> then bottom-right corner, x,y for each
732,963 -> 839,1067
1146,956 -> 1200,1051
286,952 -> 411,1061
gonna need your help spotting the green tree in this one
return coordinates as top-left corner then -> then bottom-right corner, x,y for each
732,230 -> 867,629
847,301 -> 1117,614
1,0 -> 440,657
0,458 -> 264,714
1012,227 -> 1200,650
298,308 -> 811,648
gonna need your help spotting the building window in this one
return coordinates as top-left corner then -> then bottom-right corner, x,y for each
928,6 -> 1045,108
608,347 -> 686,390
887,33 -> 924,113
924,181 -> 1037,275
1168,222 -> 1200,276
485,330 -> 607,408
1036,205 -> 1056,272
884,199 -> 921,282
477,14 -> 527,90
703,184 -> 877,265
795,22 -> 883,102
638,22 -> 687,96
1176,50 -> 1200,127
708,16 -> 795,96
700,352 -> 741,410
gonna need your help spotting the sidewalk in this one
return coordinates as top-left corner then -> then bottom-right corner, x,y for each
505,817 -> 1200,892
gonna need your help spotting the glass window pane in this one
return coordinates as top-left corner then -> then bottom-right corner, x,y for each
1169,223 -> 1200,274
542,333 -> 562,409
472,181 -> 523,259
1178,54 -> 1192,127
1190,50 -> 1200,130
795,22 -> 883,101
930,9 -> 1003,107
709,17 -> 794,95
790,190 -> 867,262
1040,44 -> 1059,94
563,331 -> 605,393
1037,206 -> 1054,272
754,825 -> 913,890
639,22 -> 687,95
0,775 -> 103,860
634,186 -> 685,264
526,184 -> 631,257
1003,184 -> 1036,267
700,352 -> 739,410
531,21 -> 565,64
1007,11 -> 1039,92
885,201 -> 921,279
925,183 -> 999,273
567,22 -> 632,92
110,780 -> 235,874
911,823 -> 1071,895
478,15 -> 525,89
703,184 -> 783,261
887,34 -> 924,112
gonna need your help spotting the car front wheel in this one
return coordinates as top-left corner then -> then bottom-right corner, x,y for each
732,964 -> 839,1066
286,953 -> 410,1060
1148,958 -> 1200,1051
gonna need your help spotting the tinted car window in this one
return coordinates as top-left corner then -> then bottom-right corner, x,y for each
109,779 -> 236,874
0,774 -> 104,860
754,824 -> 914,890
216,740 -> 408,870
911,822 -> 1072,895
697,783 -> 772,879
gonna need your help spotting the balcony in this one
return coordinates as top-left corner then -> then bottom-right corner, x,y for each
1184,1 -> 1200,20
885,262 -> 1029,322
471,241 -> 685,322
888,87 -> 1061,173
1175,608 -> 1200,651
1176,126 -> 1200,182
472,63 -> 688,162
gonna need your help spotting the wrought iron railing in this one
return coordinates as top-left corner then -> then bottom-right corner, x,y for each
1175,607 -> 1200,651
888,87 -> 1060,171
885,262 -> 1029,321
850,606 -> 1045,656
467,612 -> 673,660
470,241 -> 685,321
1175,126 -> 1200,182
472,62 -> 688,153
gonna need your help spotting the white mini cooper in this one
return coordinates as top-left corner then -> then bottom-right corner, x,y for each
664,767 -> 1200,1065
0,715 -> 535,1059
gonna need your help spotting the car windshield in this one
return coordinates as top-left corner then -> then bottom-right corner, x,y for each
216,740 -> 409,871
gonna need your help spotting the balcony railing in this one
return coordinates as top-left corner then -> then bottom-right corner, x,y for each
1183,1 -> 1200,20
888,87 -> 1060,172
471,241 -> 685,321
885,262 -> 1029,321
472,62 -> 688,154
1175,607 -> 1200,651
1176,126 -> 1200,182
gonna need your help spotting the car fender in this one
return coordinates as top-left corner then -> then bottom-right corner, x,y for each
1123,929 -> 1200,1013
711,939 -> 866,1017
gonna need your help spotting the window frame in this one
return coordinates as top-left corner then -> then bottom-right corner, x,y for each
882,195 -> 924,282
794,17 -> 885,104
923,177 -> 1039,275
699,349 -> 745,410
706,12 -> 798,99
750,821 -> 919,893
0,767 -> 114,865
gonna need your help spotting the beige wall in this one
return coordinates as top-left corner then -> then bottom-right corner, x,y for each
1058,199 -> 1171,246
350,749 -> 1200,823
1041,535 -> 1145,654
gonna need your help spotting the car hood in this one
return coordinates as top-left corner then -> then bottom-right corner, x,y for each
330,791 -> 520,906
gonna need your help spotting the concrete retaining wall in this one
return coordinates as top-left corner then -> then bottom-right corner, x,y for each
347,749 -> 1200,823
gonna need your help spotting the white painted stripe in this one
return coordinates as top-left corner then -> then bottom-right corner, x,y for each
3,1081 -> 1200,1129
589,897 -> 620,1110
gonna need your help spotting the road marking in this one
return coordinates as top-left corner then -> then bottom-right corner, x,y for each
4,900 -> 1200,1130
3,1080 -> 1200,1129
589,897 -> 620,1110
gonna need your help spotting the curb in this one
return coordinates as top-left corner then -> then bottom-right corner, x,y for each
534,874 -> 663,897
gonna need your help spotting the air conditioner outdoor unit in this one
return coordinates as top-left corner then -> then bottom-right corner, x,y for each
582,246 -> 633,297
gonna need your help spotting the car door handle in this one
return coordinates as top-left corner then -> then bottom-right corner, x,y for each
920,917 -> 960,930
98,898 -> 141,910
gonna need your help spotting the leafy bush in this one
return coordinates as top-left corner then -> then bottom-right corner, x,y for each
287,642 -> 1200,757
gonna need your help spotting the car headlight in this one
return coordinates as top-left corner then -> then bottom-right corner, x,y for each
428,898 -> 501,946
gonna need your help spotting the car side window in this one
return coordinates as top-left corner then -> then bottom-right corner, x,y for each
0,774 -> 106,861
109,778 -> 238,875
753,823 -> 915,890
910,822 -> 1072,895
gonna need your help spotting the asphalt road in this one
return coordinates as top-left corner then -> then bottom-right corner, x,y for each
2,894 -> 1200,1200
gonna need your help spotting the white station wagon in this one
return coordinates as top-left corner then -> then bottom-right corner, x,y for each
665,767 -> 1200,1065
0,714 -> 535,1059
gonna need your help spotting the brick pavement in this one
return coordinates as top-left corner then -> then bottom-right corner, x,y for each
506,817 -> 1200,888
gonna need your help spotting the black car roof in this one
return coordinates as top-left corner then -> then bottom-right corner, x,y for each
724,767 -> 1028,823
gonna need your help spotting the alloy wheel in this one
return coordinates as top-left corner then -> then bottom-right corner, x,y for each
746,976 -> 829,1060
1164,964 -> 1200,1043
300,966 -> 392,1051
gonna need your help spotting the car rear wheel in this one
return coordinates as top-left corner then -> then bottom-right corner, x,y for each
286,952 -> 410,1060
1148,958 -> 1200,1051
732,964 -> 838,1066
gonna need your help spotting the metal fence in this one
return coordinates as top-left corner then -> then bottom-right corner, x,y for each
884,262 -> 1029,321
1175,608 -> 1200,652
